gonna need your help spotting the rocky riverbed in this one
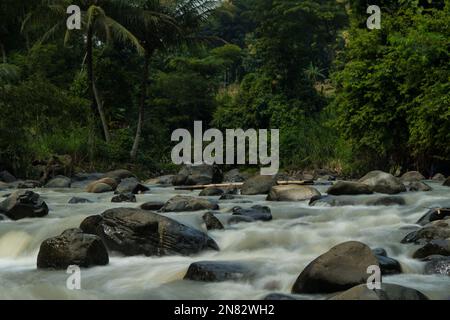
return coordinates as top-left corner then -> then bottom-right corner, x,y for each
0,169 -> 449,300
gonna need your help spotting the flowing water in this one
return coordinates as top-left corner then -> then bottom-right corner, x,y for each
0,182 -> 449,300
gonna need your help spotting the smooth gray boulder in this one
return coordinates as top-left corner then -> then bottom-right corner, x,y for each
241,175 -> 277,195
267,185 -> 320,201
45,175 -> 71,188
326,181 -> 373,195
359,170 -> 406,194
401,171 -> 425,182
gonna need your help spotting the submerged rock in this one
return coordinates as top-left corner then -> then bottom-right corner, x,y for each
111,193 -> 136,203
160,195 -> 219,212
365,196 -> 406,206
232,205 -> 272,221
68,197 -> 92,204
330,283 -> 428,300
309,195 -> 404,207
184,261 -> 254,282
291,241 -> 379,294
0,190 -> 48,220
359,170 -> 406,194
37,228 -> 108,269
80,208 -> 219,256
267,185 -> 321,201
202,212 -> 224,230
240,175 -> 277,195
326,181 -> 373,195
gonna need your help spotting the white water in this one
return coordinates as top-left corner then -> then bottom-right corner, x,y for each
0,182 -> 449,300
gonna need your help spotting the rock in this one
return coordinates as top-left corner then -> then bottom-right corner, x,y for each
172,164 -> 222,186
228,215 -> 255,225
0,190 -> 49,220
202,212 -> 224,230
140,201 -> 165,211
104,169 -> 135,182
432,173 -> 446,181
444,177 -> 450,187
80,208 -> 219,256
68,197 -> 92,204
372,248 -> 401,275
223,169 -> 249,183
263,293 -> 297,300
317,175 -> 335,182
44,175 -> 71,188
37,228 -> 108,269
424,256 -> 450,276
401,171 -> 425,182
358,170 -> 406,194
17,180 -> 41,189
184,261 -> 254,282
115,177 -> 149,194
401,220 -> 450,244
70,172 -> 105,188
219,194 -> 236,200
111,193 -> 136,203
199,187 -> 224,197
160,195 -> 219,212
416,208 -> 450,226
330,283 -> 428,300
240,175 -> 277,195
232,205 -> 272,221
407,181 -> 432,192
86,178 -> 117,193
309,195 -> 355,207
145,175 -> 174,185
413,239 -> 450,259
0,170 -> 16,183
0,181 -> 12,190
33,154 -> 73,183
365,196 -> 406,206
266,185 -> 321,201
291,241 -> 379,294
326,181 -> 373,195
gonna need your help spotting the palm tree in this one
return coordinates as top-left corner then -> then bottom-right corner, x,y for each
22,0 -> 146,143
126,0 -> 220,160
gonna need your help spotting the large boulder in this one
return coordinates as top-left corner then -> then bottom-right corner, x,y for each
104,169 -> 135,183
115,177 -> 149,194
432,173 -> 446,181
0,190 -> 48,220
401,220 -> 450,244
44,175 -> 71,188
291,241 -> 379,294
416,208 -> 450,226
326,181 -> 373,195
86,178 -> 117,193
0,170 -> 16,183
80,208 -> 219,256
184,261 -> 254,282
70,172 -> 104,188
413,239 -> 450,259
68,197 -> 92,204
407,181 -> 432,192
358,170 -> 406,194
140,201 -> 165,211
202,212 -> 224,230
444,177 -> 450,187
266,185 -> 321,201
172,164 -> 222,186
145,175 -> 174,185
400,171 -> 425,182
232,205 -> 272,222
241,175 -> 277,195
37,228 -> 109,269
160,195 -> 219,212
330,283 -> 428,300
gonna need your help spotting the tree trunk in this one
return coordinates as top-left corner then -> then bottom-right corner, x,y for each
0,43 -> 6,64
130,49 -> 151,160
86,26 -> 111,143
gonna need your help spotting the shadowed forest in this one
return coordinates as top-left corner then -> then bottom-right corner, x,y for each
1,0 -> 449,179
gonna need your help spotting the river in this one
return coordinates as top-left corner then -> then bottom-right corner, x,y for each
0,181 -> 449,299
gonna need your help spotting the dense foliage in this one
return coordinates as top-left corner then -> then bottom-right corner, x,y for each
0,0 -> 448,178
